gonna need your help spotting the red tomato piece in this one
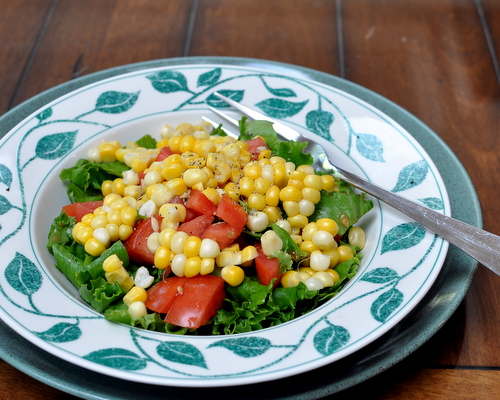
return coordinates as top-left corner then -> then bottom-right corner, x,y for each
201,222 -> 239,249
246,136 -> 268,160
62,201 -> 103,222
155,146 -> 173,162
185,189 -> 217,216
145,275 -> 226,329
165,275 -> 226,329
254,245 -> 281,288
178,214 -> 214,238
145,279 -> 182,313
215,195 -> 247,232
122,216 -> 161,266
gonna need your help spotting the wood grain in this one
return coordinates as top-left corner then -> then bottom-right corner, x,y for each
0,0 -> 52,114
11,0 -> 193,108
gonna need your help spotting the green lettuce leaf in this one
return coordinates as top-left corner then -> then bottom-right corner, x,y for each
239,119 -> 313,166
310,181 -> 374,236
136,134 -> 157,149
79,277 -> 126,313
60,159 -> 128,203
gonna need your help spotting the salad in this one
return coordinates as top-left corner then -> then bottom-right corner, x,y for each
47,118 -> 373,335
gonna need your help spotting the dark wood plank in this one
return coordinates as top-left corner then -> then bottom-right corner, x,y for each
482,0 -> 500,75
0,360 -> 78,400
191,0 -> 340,74
342,0 -> 500,368
12,0 -> 193,108
0,0 -> 52,114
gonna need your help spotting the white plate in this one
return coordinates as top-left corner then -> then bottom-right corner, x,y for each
0,63 -> 449,387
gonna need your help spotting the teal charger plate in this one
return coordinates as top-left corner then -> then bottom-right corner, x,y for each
0,57 -> 480,399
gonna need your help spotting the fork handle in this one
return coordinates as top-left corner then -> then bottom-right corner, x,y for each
335,163 -> 499,275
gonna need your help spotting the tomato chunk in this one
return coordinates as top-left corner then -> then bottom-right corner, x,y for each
155,146 -> 173,162
185,189 -> 217,216
122,216 -> 161,266
215,195 -> 247,232
62,201 -> 103,222
254,245 -> 281,288
201,222 -> 239,249
145,275 -> 226,329
246,136 -> 268,160
178,214 -> 214,238
145,279 -> 182,313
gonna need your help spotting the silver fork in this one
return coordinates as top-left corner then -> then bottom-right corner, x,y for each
205,91 -> 500,276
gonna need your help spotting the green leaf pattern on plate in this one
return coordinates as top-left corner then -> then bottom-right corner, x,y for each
0,65 -> 447,381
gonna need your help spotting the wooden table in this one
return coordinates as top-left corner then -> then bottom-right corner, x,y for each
1,1 -> 499,398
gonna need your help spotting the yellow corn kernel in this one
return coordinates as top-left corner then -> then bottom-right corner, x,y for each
115,148 -> 132,163
179,135 -> 197,153
130,155 -> 151,173
183,236 -> 202,258
288,214 -> 309,229
221,265 -> 245,286
282,200 -> 299,217
303,174 -> 323,190
123,185 -> 142,199
321,174 -> 337,191
224,182 -> 240,202
200,258 -> 215,275
300,240 -> 320,254
263,206 -> 282,223
196,140 -> 216,158
240,245 -> 258,265
257,149 -> 272,160
123,286 -> 147,307
93,206 -> 107,216
73,225 -> 93,244
348,226 -> 366,249
279,186 -> 302,202
325,268 -> 340,284
247,193 -> 266,211
183,168 -> 209,187
118,224 -> 134,241
281,270 -> 302,288
175,122 -> 195,135
265,185 -> 280,207
253,177 -> 271,195
243,163 -> 261,180
158,227 -> 177,248
128,301 -> 148,318
322,248 -> 340,268
214,162 -> 232,184
111,179 -> 126,196
202,187 -> 221,204
316,218 -> 339,237
301,187 -> 321,204
106,223 -> 120,242
272,162 -> 287,187
184,256 -> 202,277
182,153 -> 206,169
103,254 -> 123,272
84,237 -> 106,257
90,214 -> 108,230
165,178 -> 188,196
80,213 -> 95,225
109,198 -> 129,211
121,206 -> 137,227
337,245 -> 354,263
154,246 -> 172,270
239,177 -> 255,198
101,180 -> 114,197
167,135 -> 183,154
105,269 -> 134,291
161,163 -> 184,181
98,142 -> 119,163
301,222 -> 318,241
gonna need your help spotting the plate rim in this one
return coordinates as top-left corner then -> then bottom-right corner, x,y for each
0,56 -> 480,399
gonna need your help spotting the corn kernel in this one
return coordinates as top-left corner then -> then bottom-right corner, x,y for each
221,265 -> 245,286
123,286 -> 147,307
